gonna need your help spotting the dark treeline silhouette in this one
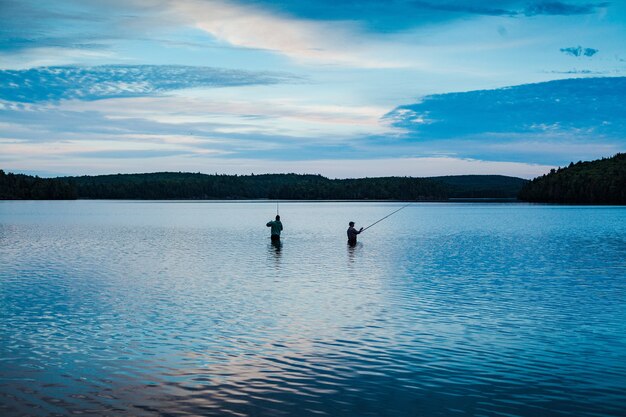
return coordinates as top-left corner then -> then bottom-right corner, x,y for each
430,175 -> 528,198
67,173 -> 450,200
67,173 -> 530,200
518,153 -> 626,204
1,171 -> 528,200
0,170 -> 77,200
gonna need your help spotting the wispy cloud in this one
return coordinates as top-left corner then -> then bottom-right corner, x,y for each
167,0 -> 409,67
2,0 -> 623,178
408,1 -> 609,17
410,1 -> 515,17
0,65 -> 299,102
229,1 -> 610,30
0,47 -> 117,70
386,77 -> 626,138
0,0 -> 127,53
547,69 -> 607,74
169,0 -> 611,66
1,154 -> 555,179
1,0 -> 412,68
1,0 -> 616,70
523,1 -> 609,16
560,46 -> 599,57
2,76 -> 623,171
56,95 -> 392,137
0,88 -> 391,164
384,77 -> 626,163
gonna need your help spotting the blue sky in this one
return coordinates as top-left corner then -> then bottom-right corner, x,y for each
1,0 -> 625,178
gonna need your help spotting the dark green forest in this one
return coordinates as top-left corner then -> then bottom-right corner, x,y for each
0,171 -> 526,200
0,170 -> 76,199
518,153 -> 626,204
68,173 -> 450,200
430,175 -> 528,198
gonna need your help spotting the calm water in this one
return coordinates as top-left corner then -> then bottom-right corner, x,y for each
1,201 -> 625,417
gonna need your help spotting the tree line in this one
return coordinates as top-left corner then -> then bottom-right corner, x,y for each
0,170 -> 77,199
67,173 -> 450,200
0,171 -> 526,200
518,153 -> 626,204
4,161 -> 623,204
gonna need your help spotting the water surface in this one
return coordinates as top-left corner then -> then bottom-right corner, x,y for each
1,201 -> 625,416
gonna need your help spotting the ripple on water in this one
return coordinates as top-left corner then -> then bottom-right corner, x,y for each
1,202 -> 625,416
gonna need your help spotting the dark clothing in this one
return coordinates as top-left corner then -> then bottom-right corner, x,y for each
267,220 -> 283,237
347,226 -> 361,244
271,234 -> 281,242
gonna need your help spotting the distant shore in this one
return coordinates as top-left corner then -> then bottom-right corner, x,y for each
1,171 -> 527,201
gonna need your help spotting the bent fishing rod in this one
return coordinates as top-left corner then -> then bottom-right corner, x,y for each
361,202 -> 413,232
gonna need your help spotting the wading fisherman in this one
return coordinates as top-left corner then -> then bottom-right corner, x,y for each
347,221 -> 363,245
266,215 -> 283,242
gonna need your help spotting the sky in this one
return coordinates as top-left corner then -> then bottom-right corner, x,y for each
1,0 -> 625,178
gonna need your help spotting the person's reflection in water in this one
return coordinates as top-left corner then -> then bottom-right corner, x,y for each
269,239 -> 282,268
347,240 -> 360,265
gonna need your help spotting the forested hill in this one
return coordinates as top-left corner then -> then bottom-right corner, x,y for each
0,170 -> 76,199
518,153 -> 626,204
65,173 -> 526,200
67,173 -> 449,200
1,171 -> 528,200
429,175 -> 528,198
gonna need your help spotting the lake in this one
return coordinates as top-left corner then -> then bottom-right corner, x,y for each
1,201 -> 625,417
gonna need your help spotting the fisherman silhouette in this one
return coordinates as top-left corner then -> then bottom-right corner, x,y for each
347,221 -> 363,246
266,215 -> 283,242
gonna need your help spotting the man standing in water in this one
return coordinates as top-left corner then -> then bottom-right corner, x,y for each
266,215 -> 283,242
347,221 -> 363,245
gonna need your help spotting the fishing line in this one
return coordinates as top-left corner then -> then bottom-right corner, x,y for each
361,203 -> 412,232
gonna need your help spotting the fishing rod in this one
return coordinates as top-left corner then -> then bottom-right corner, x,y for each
277,201 -> 279,216
361,202 -> 412,232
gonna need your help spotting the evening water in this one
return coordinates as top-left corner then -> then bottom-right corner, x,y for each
1,201 -> 625,416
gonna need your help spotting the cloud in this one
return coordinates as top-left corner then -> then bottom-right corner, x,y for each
415,0 -> 610,17
0,92 -> 389,163
386,77 -> 626,137
547,69 -> 606,74
166,0 -> 411,67
68,149 -> 201,159
163,0 -> 614,67
0,0 -> 126,53
410,1 -> 609,18
410,1 -> 515,16
0,65 -> 298,102
384,77 -> 626,163
0,47 -> 118,71
560,46 -> 599,57
230,1 -> 610,31
2,0 -> 615,70
0,154 -> 556,179
0,0 -> 411,68
55,95 -> 392,137
524,1 -> 609,16
2,77 -> 624,171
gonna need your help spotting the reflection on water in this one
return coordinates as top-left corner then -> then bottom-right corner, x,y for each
346,241 -> 361,266
270,238 -> 282,252
1,201 -> 625,417
269,239 -> 282,267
